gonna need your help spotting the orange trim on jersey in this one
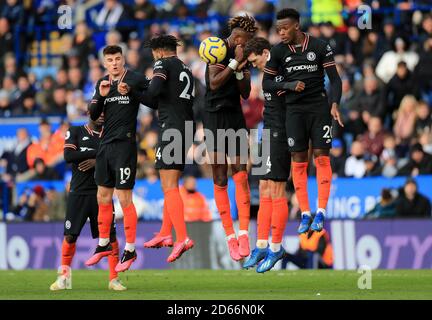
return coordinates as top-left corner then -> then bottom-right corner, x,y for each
84,125 -> 94,136
264,68 -> 277,75
287,44 -> 296,53
302,33 -> 310,52
277,90 -> 285,96
323,62 -> 336,68
64,144 -> 77,150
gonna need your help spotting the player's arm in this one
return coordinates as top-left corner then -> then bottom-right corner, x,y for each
322,42 -> 343,127
208,44 -> 245,91
63,128 -> 97,164
127,75 -> 159,109
235,66 -> 251,99
89,79 -> 108,121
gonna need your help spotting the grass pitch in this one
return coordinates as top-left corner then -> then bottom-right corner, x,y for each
0,269 -> 431,300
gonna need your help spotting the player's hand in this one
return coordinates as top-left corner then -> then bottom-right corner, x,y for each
234,45 -> 245,62
331,103 -> 344,127
99,80 -> 111,97
78,159 -> 96,172
237,59 -> 248,71
117,82 -> 130,95
294,81 -> 305,92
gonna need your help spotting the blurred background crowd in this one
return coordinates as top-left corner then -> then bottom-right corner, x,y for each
1,0 -> 432,221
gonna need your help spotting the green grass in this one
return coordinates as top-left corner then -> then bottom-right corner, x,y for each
0,269 -> 431,300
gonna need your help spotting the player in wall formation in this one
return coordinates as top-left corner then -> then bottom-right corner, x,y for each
50,8 -> 342,290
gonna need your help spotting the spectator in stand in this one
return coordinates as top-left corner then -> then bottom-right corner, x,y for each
13,92 -> 39,116
360,116 -> 387,157
380,134 -> 402,178
395,178 -> 431,218
419,131 -> 432,155
364,153 -> 381,177
26,119 -> 64,169
398,143 -> 432,176
384,61 -> 418,117
0,88 -> 12,117
67,67 -> 84,91
12,185 -> 49,221
30,158 -> 59,181
344,140 -> 367,178
133,0 -> 157,22
94,0 -> 128,30
1,0 -> 24,27
1,128 -> 30,179
413,37 -> 432,103
55,68 -> 68,88
341,78 -> 366,140
50,86 -> 68,116
415,101 -> 432,136
354,76 -> 385,122
375,18 -> 397,61
72,21 -> 96,74
35,76 -> 55,113
0,17 -> 13,63
393,95 -> 418,145
1,52 -> 26,83
180,175 -> 212,222
97,30 -> 128,62
329,138 -> 346,178
364,188 -> 397,219
376,37 -> 419,83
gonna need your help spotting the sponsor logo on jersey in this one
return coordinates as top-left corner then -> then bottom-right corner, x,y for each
264,92 -> 272,101
307,52 -> 316,61
105,95 -> 130,104
82,136 -> 89,141
286,64 -> 318,73
285,56 -> 292,63
80,147 -> 95,152
275,75 -> 284,82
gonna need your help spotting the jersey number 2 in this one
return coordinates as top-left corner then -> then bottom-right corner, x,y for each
179,71 -> 193,100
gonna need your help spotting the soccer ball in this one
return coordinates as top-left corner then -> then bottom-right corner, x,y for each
199,37 -> 227,64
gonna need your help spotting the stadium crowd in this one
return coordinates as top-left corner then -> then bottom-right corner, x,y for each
1,0 -> 432,221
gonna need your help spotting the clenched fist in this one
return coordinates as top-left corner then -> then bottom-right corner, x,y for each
117,82 -> 130,95
99,80 -> 111,97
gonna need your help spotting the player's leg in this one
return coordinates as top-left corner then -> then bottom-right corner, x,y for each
257,180 -> 288,273
115,188 -> 138,272
231,161 -> 251,258
243,179 -> 271,269
143,200 -> 174,248
210,154 -> 241,261
85,186 -> 115,266
108,222 -> 126,291
160,169 -> 194,263
50,235 -> 75,291
113,141 -> 138,272
287,111 -> 312,233
310,112 -> 333,232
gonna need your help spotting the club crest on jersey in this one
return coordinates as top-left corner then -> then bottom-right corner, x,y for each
307,52 -> 316,61
285,56 -> 292,63
288,138 -> 295,147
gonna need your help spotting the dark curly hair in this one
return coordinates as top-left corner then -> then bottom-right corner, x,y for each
228,14 -> 258,33
145,34 -> 181,51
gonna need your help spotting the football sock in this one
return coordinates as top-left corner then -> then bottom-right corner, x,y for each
226,233 -> 236,241
315,156 -> 332,210
214,184 -> 235,236
292,161 -> 310,213
257,197 -> 272,242
61,239 -> 76,266
317,208 -> 327,217
164,188 -> 187,242
123,203 -> 138,244
302,211 -> 312,217
125,242 -> 135,252
98,203 -> 114,239
256,240 -> 268,249
108,240 -> 119,281
159,200 -> 172,237
233,171 -> 251,231
271,197 -> 289,243
98,238 -> 110,247
270,242 -> 281,253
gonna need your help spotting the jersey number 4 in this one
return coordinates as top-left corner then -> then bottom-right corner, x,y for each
179,71 -> 194,100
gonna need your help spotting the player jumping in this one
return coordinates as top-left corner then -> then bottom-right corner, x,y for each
50,112 -> 126,291
203,15 -> 257,261
86,45 -> 152,272
263,9 -> 343,234
139,35 -> 195,262
242,37 -> 305,272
